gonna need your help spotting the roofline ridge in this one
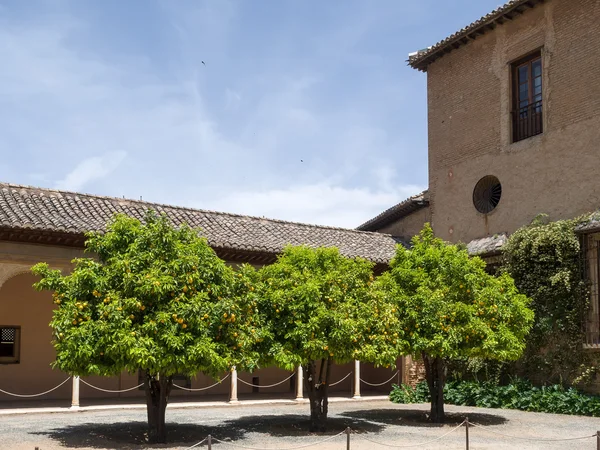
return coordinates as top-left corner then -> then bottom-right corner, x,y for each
356,189 -> 429,231
408,0 -> 544,71
0,181 -> 394,239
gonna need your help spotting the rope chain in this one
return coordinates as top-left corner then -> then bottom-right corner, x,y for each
0,377 -> 72,398
173,373 -> 230,391
328,372 -> 352,386
182,437 -> 208,449
360,370 -> 399,387
238,372 -> 295,388
210,429 -> 346,450
353,420 -> 466,448
80,379 -> 143,393
469,422 -> 596,442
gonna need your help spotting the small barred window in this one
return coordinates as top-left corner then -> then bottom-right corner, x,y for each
0,327 -> 20,362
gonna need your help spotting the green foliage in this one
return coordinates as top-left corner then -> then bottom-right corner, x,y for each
389,382 -> 430,404
256,246 -> 380,370
32,212 -> 262,378
501,215 -> 591,383
446,357 -> 508,385
375,224 -> 534,361
391,380 -> 600,417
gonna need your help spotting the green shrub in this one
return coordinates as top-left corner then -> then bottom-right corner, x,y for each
390,379 -> 600,417
389,382 -> 430,404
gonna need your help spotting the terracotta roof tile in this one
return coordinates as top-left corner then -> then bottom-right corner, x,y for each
575,213 -> 600,234
356,191 -> 429,232
0,182 -> 402,264
466,233 -> 507,256
409,0 -> 545,71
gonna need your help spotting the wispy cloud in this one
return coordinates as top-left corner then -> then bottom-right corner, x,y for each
56,152 -> 127,191
200,174 -> 424,228
0,0 -> 430,228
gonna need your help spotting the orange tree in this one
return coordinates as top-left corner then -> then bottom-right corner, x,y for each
255,246 -> 390,431
32,212 -> 261,443
374,225 -> 533,423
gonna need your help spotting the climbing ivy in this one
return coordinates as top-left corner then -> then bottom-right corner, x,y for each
501,215 -> 594,384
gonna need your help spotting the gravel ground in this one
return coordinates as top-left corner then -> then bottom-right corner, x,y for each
2,399 -> 600,449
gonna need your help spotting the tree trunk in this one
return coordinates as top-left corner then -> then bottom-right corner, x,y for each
422,353 -> 446,423
144,370 -> 173,443
303,357 -> 332,432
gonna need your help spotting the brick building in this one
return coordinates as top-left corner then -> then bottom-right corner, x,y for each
361,0 -> 600,346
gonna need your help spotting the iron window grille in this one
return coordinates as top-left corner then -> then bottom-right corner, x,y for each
512,52 -> 543,142
0,326 -> 20,363
584,235 -> 600,348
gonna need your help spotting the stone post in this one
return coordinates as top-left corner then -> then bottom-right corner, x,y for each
295,365 -> 303,401
229,367 -> 239,403
353,360 -> 361,398
71,376 -> 80,408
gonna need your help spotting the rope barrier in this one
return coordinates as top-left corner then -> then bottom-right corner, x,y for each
210,429 -> 346,450
0,377 -> 72,398
238,372 -> 295,389
173,373 -> 230,391
80,379 -> 143,393
328,372 -> 352,387
183,437 -> 207,449
140,420 -> 600,450
469,422 -> 596,442
360,371 -> 399,387
353,420 -> 466,448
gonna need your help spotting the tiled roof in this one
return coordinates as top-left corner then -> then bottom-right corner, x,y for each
466,233 -> 508,256
0,182 -> 402,264
409,0 -> 545,71
356,191 -> 429,232
575,213 -> 600,234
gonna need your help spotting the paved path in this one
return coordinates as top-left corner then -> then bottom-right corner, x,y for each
2,399 -> 600,449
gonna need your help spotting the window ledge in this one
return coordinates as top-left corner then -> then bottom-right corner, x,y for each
504,132 -> 544,153
583,343 -> 600,351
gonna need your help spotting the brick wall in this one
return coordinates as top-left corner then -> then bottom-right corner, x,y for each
404,355 -> 426,387
375,207 -> 431,241
426,0 -> 600,244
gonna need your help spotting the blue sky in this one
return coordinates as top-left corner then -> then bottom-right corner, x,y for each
0,0 -> 503,228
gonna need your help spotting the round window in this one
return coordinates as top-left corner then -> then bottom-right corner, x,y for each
473,176 -> 502,214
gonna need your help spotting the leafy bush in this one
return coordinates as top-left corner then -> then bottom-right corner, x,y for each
390,379 -> 600,417
389,382 -> 430,404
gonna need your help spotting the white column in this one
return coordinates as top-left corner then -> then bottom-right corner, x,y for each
71,376 -> 80,408
229,367 -> 239,403
295,366 -> 303,401
353,360 -> 361,398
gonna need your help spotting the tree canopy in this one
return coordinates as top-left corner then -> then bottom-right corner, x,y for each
32,212 -> 261,442
256,245 -> 382,430
374,224 -> 533,422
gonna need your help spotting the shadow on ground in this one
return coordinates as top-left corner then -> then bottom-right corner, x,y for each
32,414 -> 384,448
341,408 -> 508,428
32,421 -> 231,449
221,413 -> 384,436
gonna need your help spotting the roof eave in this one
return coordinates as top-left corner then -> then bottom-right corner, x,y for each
357,200 -> 428,232
575,223 -> 600,235
0,226 -> 395,266
408,0 -> 545,72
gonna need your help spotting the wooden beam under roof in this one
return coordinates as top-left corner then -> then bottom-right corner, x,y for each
408,0 -> 546,71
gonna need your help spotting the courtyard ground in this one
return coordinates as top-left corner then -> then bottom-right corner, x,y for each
2,399 -> 600,449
